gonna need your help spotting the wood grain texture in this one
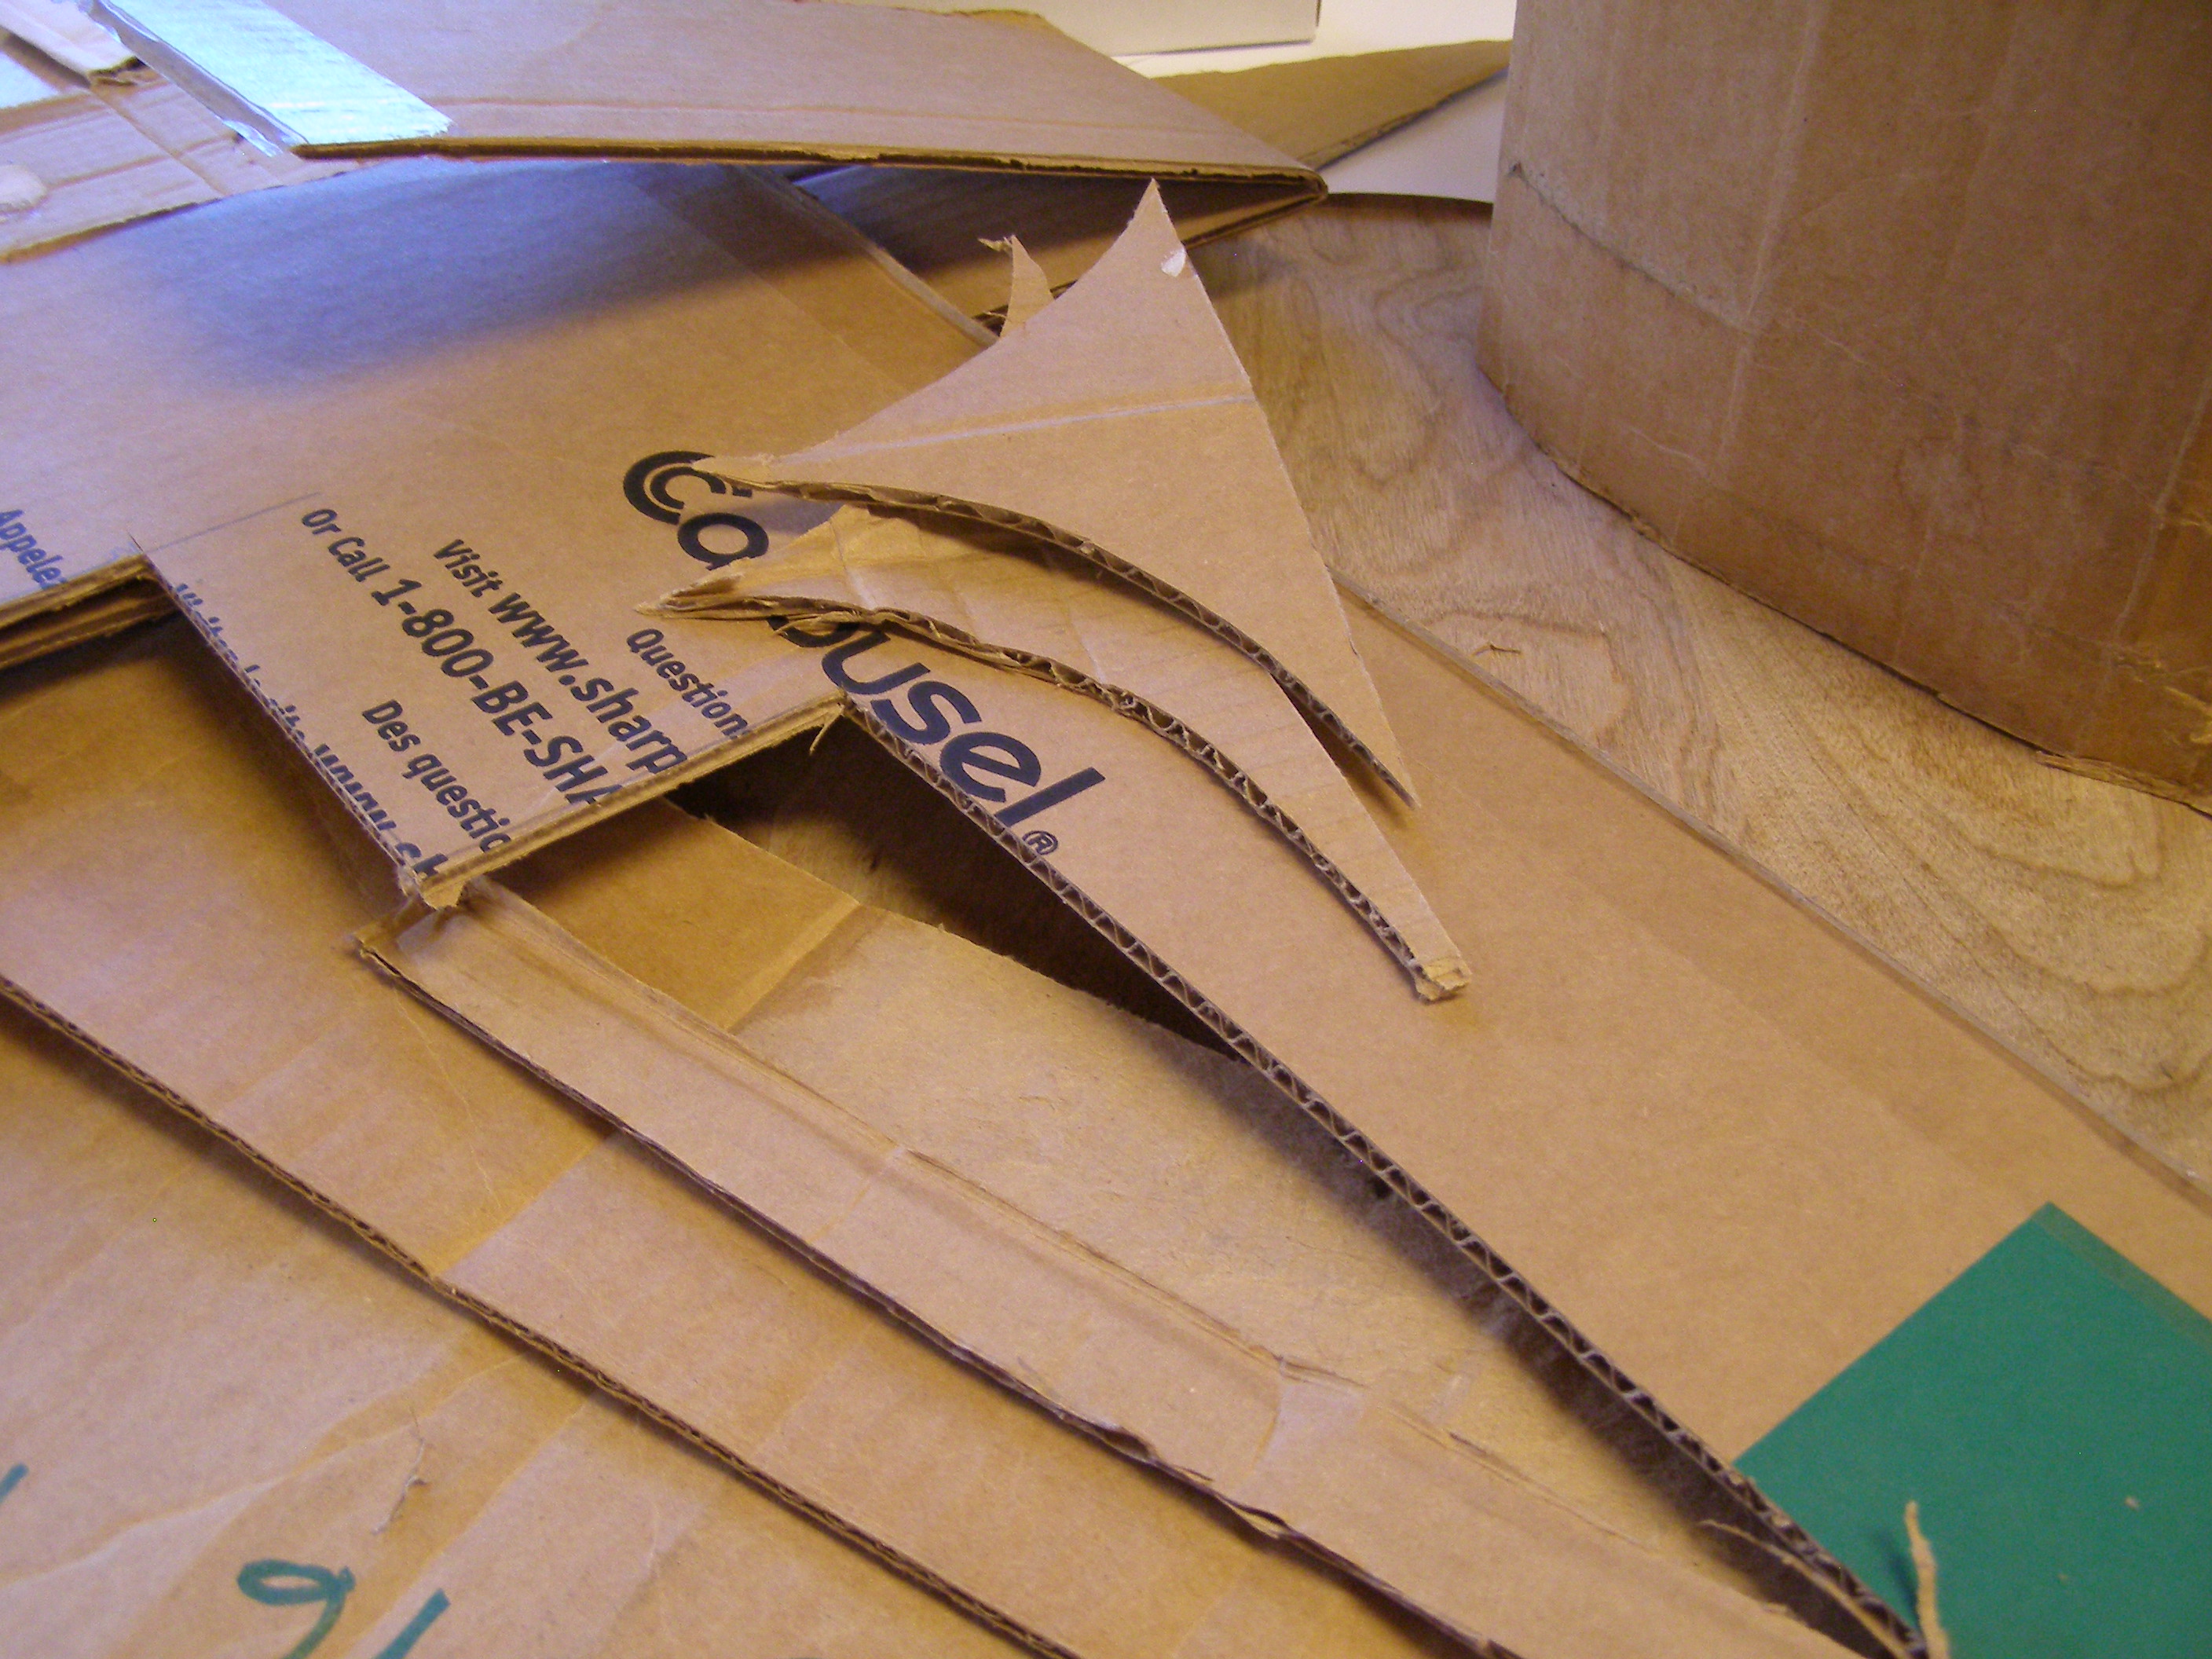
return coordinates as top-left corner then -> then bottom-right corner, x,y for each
1193,198 -> 2212,1188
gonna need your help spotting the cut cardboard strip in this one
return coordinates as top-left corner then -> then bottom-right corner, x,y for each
361,809 -> 1855,1659
0,620 -> 1464,1659
91,0 -> 1313,180
0,1005 -> 1028,1659
657,503 -> 1467,998
697,185 -> 1415,800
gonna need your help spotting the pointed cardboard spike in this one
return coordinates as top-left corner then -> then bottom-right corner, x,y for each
698,182 -> 1418,803
992,233 -> 1056,329
660,504 -> 1468,998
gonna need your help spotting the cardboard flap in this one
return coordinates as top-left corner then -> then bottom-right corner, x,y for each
92,0 -> 1313,175
0,153 -> 991,897
660,503 -> 1468,998
698,184 -> 1417,800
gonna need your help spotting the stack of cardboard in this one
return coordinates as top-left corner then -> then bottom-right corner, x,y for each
3,5 -> 2207,1659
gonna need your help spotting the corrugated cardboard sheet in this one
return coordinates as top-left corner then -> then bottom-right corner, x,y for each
0,1003 -> 1031,1659
1481,0 -> 2212,804
0,621 -> 1461,1659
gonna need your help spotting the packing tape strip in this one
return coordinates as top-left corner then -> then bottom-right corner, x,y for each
94,0 -> 448,150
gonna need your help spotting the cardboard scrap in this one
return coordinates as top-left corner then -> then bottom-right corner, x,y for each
1158,38 -> 1511,168
845,0 -> 1320,59
0,621 -> 1463,1659
362,802 -> 1858,1659
998,235 -> 1056,330
697,186 -> 1419,802
93,0 -> 1311,178
657,502 -> 1469,998
0,1004 -> 1029,1659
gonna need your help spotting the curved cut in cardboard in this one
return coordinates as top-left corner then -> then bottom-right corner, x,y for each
696,184 -> 1417,804
659,504 -> 1469,1000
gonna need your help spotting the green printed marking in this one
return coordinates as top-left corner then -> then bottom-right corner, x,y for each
1741,1204 -> 2212,1658
237,1559 -> 355,1659
371,1588 -> 449,1659
0,1463 -> 24,1505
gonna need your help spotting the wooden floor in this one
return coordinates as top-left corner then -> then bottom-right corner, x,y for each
1196,198 -> 2212,1191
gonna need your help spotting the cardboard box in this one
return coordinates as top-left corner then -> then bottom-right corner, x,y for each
1481,0 -> 2212,804
0,1003 -> 1034,1659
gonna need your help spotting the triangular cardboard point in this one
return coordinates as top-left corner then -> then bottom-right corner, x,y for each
698,182 -> 1418,804
991,233 -> 1056,329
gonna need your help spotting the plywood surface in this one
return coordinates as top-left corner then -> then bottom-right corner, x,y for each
1193,198 -> 2212,1188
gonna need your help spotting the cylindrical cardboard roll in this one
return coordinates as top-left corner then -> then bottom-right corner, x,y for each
1479,0 -> 2212,804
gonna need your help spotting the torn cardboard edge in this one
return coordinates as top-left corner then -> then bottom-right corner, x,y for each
356,866 -> 1856,1659
990,233 -> 1055,328
0,967 -> 1087,1659
0,546 -> 150,631
700,184 -> 1418,804
657,504 -> 1467,999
